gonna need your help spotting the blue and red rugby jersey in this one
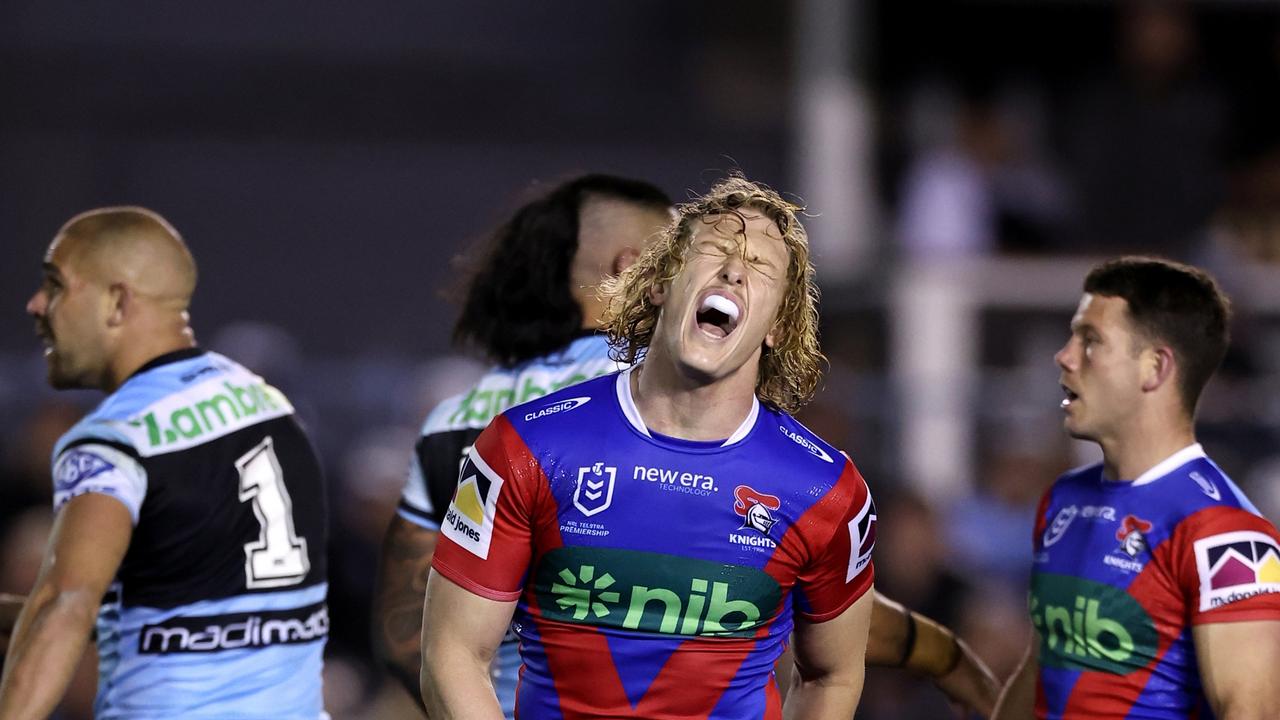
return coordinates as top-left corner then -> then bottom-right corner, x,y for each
1030,444 -> 1280,719
431,367 -> 877,719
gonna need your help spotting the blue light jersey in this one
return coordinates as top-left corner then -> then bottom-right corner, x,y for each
50,349 -> 328,719
397,332 -> 622,716
431,368 -> 877,720
1030,444 -> 1280,719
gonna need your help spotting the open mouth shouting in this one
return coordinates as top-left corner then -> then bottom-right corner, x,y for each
1060,383 -> 1079,409
695,291 -> 741,339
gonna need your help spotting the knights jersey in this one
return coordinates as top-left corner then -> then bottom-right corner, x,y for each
1030,444 -> 1280,719
431,368 -> 877,719
51,348 -> 328,719
398,332 -> 622,716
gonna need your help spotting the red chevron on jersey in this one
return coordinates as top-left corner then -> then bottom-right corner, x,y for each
430,370 -> 874,718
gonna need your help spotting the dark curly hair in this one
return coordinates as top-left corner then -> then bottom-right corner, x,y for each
453,174 -> 671,366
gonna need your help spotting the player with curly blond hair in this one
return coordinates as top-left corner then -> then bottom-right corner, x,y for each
421,174 -> 888,719
602,175 -> 822,413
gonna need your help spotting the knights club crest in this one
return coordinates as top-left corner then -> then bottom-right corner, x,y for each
1116,515 -> 1153,557
573,462 -> 617,517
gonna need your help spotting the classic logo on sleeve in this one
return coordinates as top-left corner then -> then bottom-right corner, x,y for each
442,452 -> 505,559
846,493 -> 877,582
1193,530 -> 1280,611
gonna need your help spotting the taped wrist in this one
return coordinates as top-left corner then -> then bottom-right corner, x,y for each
904,611 -> 962,677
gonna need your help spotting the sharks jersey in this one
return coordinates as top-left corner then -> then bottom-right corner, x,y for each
398,332 -> 622,717
51,348 -> 328,719
431,368 -> 877,719
1030,444 -> 1280,719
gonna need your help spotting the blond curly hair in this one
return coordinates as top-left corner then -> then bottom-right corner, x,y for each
601,176 -> 824,413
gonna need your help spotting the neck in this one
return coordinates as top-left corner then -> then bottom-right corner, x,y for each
105,325 -> 196,392
630,345 -> 760,442
1098,408 -> 1196,481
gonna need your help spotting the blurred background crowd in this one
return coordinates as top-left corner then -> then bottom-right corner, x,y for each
3,1 -> 1280,717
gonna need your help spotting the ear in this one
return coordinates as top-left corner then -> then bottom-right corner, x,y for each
106,283 -> 128,328
764,322 -> 779,349
612,247 -> 641,276
647,279 -> 667,307
1141,345 -> 1176,394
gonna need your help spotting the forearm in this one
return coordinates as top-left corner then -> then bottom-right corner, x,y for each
420,648 -> 503,720
992,644 -> 1038,720
0,587 -> 97,719
0,595 -> 23,634
782,669 -> 864,720
372,520 -> 437,710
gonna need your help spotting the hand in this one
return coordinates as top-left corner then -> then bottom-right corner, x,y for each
934,638 -> 1000,718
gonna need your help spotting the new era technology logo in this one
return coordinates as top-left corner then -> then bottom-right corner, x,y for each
573,463 -> 616,517
1194,530 -> 1280,611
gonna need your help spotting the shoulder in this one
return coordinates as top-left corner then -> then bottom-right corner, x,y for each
59,352 -> 294,459
501,371 -> 617,433
765,409 -> 845,473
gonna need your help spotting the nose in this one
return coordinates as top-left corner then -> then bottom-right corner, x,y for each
27,289 -> 46,318
1054,338 -> 1075,371
720,254 -> 746,286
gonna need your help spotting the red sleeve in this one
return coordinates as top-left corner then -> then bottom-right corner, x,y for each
1170,506 -> 1280,625
793,461 -> 876,622
431,414 -> 540,602
1032,486 -> 1054,552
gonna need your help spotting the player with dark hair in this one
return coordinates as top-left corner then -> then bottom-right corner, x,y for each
0,208 -> 329,719
377,174 -> 998,718
372,175 -> 675,716
994,257 -> 1280,719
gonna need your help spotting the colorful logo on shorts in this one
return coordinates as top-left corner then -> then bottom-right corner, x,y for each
1193,530 -> 1280,611
734,485 -> 780,536
1115,515 -> 1152,558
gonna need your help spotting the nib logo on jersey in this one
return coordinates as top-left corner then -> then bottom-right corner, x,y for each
1030,573 -> 1158,675
443,454 -> 504,559
1104,515 -> 1153,574
729,485 -> 781,550
535,546 -> 782,637
1193,530 -> 1280,611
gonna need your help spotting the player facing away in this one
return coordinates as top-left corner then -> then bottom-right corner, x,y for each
0,208 -> 329,719
993,258 -> 1280,720
420,176 -> 876,719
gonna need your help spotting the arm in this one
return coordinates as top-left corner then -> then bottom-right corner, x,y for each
1194,620 -> 1280,720
0,594 -> 25,656
372,515 -> 438,712
419,570 -> 514,720
868,592 -> 1000,718
992,637 -> 1038,720
0,494 -> 132,720
784,588 -> 875,720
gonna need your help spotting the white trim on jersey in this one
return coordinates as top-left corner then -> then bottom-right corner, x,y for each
1130,443 -> 1206,486
614,366 -> 759,447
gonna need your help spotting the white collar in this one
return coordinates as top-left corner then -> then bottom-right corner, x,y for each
1129,443 -> 1206,486
614,366 -> 759,447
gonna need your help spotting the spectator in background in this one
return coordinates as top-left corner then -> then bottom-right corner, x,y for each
1065,0 -> 1226,258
